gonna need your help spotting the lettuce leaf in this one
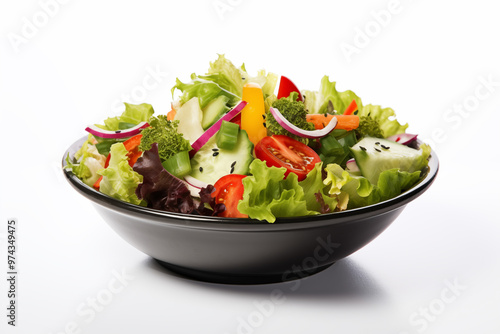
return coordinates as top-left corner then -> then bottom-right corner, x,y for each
171,76 -> 240,109
237,159 -> 318,223
133,143 -> 194,214
204,54 -> 247,97
171,55 -> 278,110
324,163 -> 422,210
357,104 -> 408,138
303,75 -> 363,115
298,162 -> 338,213
96,103 -> 154,131
98,142 -> 143,205
64,134 -> 106,186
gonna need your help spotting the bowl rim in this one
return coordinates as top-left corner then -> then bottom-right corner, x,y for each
62,136 -> 439,231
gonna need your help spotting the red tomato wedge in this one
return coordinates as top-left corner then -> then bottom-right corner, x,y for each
254,135 -> 321,181
211,174 -> 248,218
277,76 -> 304,101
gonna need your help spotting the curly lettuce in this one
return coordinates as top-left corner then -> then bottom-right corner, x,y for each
96,103 -> 154,131
98,142 -> 143,205
64,134 -> 106,186
302,75 -> 363,115
237,159 -> 318,223
357,104 -> 408,138
324,163 -> 422,209
171,55 -> 278,110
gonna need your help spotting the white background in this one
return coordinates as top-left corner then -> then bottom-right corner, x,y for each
1,0 -> 500,333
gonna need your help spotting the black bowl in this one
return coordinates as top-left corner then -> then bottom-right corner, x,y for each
63,136 -> 438,284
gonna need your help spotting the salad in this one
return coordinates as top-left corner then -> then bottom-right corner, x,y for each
65,55 -> 431,223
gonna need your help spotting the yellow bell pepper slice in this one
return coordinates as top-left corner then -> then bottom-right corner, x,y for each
241,83 -> 267,146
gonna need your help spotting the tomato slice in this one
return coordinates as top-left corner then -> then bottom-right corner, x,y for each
254,135 -> 321,181
211,174 -> 248,218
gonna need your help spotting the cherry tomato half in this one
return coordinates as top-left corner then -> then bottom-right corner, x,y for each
211,174 -> 248,218
255,135 -> 321,181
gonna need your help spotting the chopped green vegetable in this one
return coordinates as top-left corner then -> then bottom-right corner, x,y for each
267,92 -> 315,144
216,120 -> 240,150
138,115 -> 191,162
161,150 -> 191,178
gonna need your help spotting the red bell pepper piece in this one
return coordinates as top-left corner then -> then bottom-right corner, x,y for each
277,76 -> 304,102
343,99 -> 358,115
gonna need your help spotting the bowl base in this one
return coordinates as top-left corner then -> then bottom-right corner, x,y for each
155,259 -> 335,285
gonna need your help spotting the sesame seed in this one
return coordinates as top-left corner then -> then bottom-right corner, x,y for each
230,167 -> 234,174
381,145 -> 390,150
263,122 -> 266,128
213,152 -> 219,157
375,142 -> 380,145
115,130 -> 121,134
360,146 -> 367,151
375,148 -> 381,152
199,167 -> 203,172
231,161 -> 236,168
212,148 -> 219,151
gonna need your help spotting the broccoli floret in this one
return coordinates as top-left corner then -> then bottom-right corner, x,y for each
355,115 -> 384,139
139,116 -> 192,161
266,92 -> 315,144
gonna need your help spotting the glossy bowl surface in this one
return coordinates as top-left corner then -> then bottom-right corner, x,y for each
63,136 -> 438,284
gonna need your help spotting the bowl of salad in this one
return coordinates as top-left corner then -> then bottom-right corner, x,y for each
63,55 -> 438,284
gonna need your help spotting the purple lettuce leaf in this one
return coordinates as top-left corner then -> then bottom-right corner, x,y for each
197,185 -> 226,216
133,143 -> 194,214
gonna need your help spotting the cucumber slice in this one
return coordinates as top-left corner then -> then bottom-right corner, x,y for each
189,129 -> 254,184
202,95 -> 230,130
350,137 -> 430,184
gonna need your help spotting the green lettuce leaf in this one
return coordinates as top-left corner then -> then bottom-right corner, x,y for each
171,76 -> 240,109
324,163 -> 422,209
204,54 -> 247,97
249,69 -> 278,100
98,142 -> 143,205
237,159 -> 318,223
303,75 -> 363,115
298,162 -> 338,213
171,55 -> 278,110
96,103 -> 154,131
357,104 -> 408,138
64,134 -> 106,186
